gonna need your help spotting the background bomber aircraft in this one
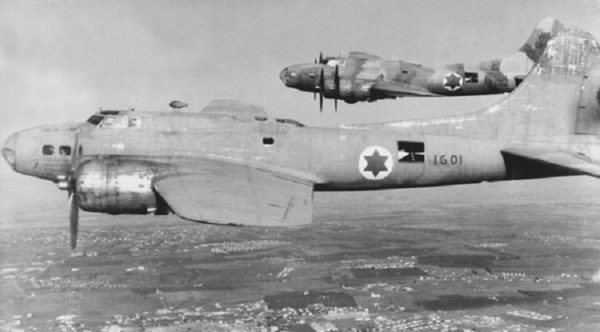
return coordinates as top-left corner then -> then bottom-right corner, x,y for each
280,18 -> 565,111
2,26 -> 600,250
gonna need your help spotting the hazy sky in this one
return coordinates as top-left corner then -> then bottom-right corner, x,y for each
1,0 -> 599,138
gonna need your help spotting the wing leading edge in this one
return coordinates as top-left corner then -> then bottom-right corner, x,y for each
153,159 -> 319,227
371,81 -> 440,98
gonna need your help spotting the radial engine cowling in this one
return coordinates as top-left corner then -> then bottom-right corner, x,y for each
324,79 -> 371,102
75,159 -> 160,214
339,79 -> 371,102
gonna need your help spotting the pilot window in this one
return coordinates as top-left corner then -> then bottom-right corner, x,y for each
100,116 -> 129,129
59,146 -> 71,156
263,137 -> 274,145
128,117 -> 142,128
87,115 -> 104,125
42,145 -> 55,155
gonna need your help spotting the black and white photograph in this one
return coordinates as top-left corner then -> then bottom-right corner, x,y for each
1,1 -> 600,331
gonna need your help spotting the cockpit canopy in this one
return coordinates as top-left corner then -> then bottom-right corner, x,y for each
86,110 -> 142,129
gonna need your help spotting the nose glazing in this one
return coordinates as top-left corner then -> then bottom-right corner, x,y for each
279,67 -> 289,85
2,133 -> 18,169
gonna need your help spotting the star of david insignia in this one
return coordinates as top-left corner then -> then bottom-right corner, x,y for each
443,72 -> 464,91
358,146 -> 393,180
363,150 -> 388,176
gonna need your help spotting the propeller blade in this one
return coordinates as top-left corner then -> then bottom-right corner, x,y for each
334,65 -> 340,112
319,68 -> 324,112
69,190 -> 79,249
319,90 -> 323,112
319,52 -> 323,64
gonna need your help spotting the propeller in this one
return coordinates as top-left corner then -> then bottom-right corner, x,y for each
319,68 -> 324,112
69,185 -> 79,249
334,65 -> 340,112
67,134 -> 81,250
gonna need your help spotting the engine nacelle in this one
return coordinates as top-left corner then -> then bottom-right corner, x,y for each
324,79 -> 372,102
75,159 -> 160,214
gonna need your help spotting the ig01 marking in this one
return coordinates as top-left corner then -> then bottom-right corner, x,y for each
433,154 -> 463,165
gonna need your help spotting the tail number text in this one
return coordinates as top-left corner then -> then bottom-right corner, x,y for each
433,154 -> 463,166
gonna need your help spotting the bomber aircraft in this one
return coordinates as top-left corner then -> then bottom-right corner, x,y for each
3,27 -> 600,249
280,18 -> 565,111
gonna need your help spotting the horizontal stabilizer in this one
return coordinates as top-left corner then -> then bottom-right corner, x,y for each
502,147 -> 600,179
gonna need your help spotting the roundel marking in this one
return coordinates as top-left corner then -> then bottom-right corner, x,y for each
443,72 -> 464,91
358,146 -> 393,180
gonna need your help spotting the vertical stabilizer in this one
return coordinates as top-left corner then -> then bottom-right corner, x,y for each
519,18 -> 565,63
575,42 -> 600,135
483,28 -> 600,139
376,28 -> 600,141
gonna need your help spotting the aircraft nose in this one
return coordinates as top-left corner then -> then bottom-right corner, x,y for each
2,132 -> 18,169
279,67 -> 289,85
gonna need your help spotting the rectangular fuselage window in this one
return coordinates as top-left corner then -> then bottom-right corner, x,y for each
263,137 -> 274,145
465,72 -> 479,83
397,141 -> 425,162
42,145 -> 54,155
59,146 -> 71,156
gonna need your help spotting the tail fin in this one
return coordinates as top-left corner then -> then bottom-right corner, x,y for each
374,28 -> 600,140
519,17 -> 565,63
485,27 -> 600,138
512,27 -> 600,138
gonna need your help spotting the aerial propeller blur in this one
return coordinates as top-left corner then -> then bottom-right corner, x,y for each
315,64 -> 341,112
334,65 -> 340,112
319,68 -> 324,112
69,184 -> 79,249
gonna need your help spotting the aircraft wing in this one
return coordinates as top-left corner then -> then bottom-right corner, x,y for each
153,159 -> 320,227
501,147 -> 600,178
371,81 -> 440,97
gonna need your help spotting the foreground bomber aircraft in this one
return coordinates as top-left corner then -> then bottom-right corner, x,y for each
3,27 -> 600,249
280,18 -> 565,110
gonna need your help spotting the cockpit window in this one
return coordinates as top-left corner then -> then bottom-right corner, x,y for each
128,117 -> 141,128
42,145 -> 54,155
100,110 -> 120,115
59,146 -> 71,156
99,116 -> 129,129
326,59 -> 343,66
289,71 -> 297,78
87,114 -> 141,128
87,115 -> 104,125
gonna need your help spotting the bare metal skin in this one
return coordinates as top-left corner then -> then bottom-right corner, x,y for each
280,18 -> 565,109
2,28 -> 599,249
